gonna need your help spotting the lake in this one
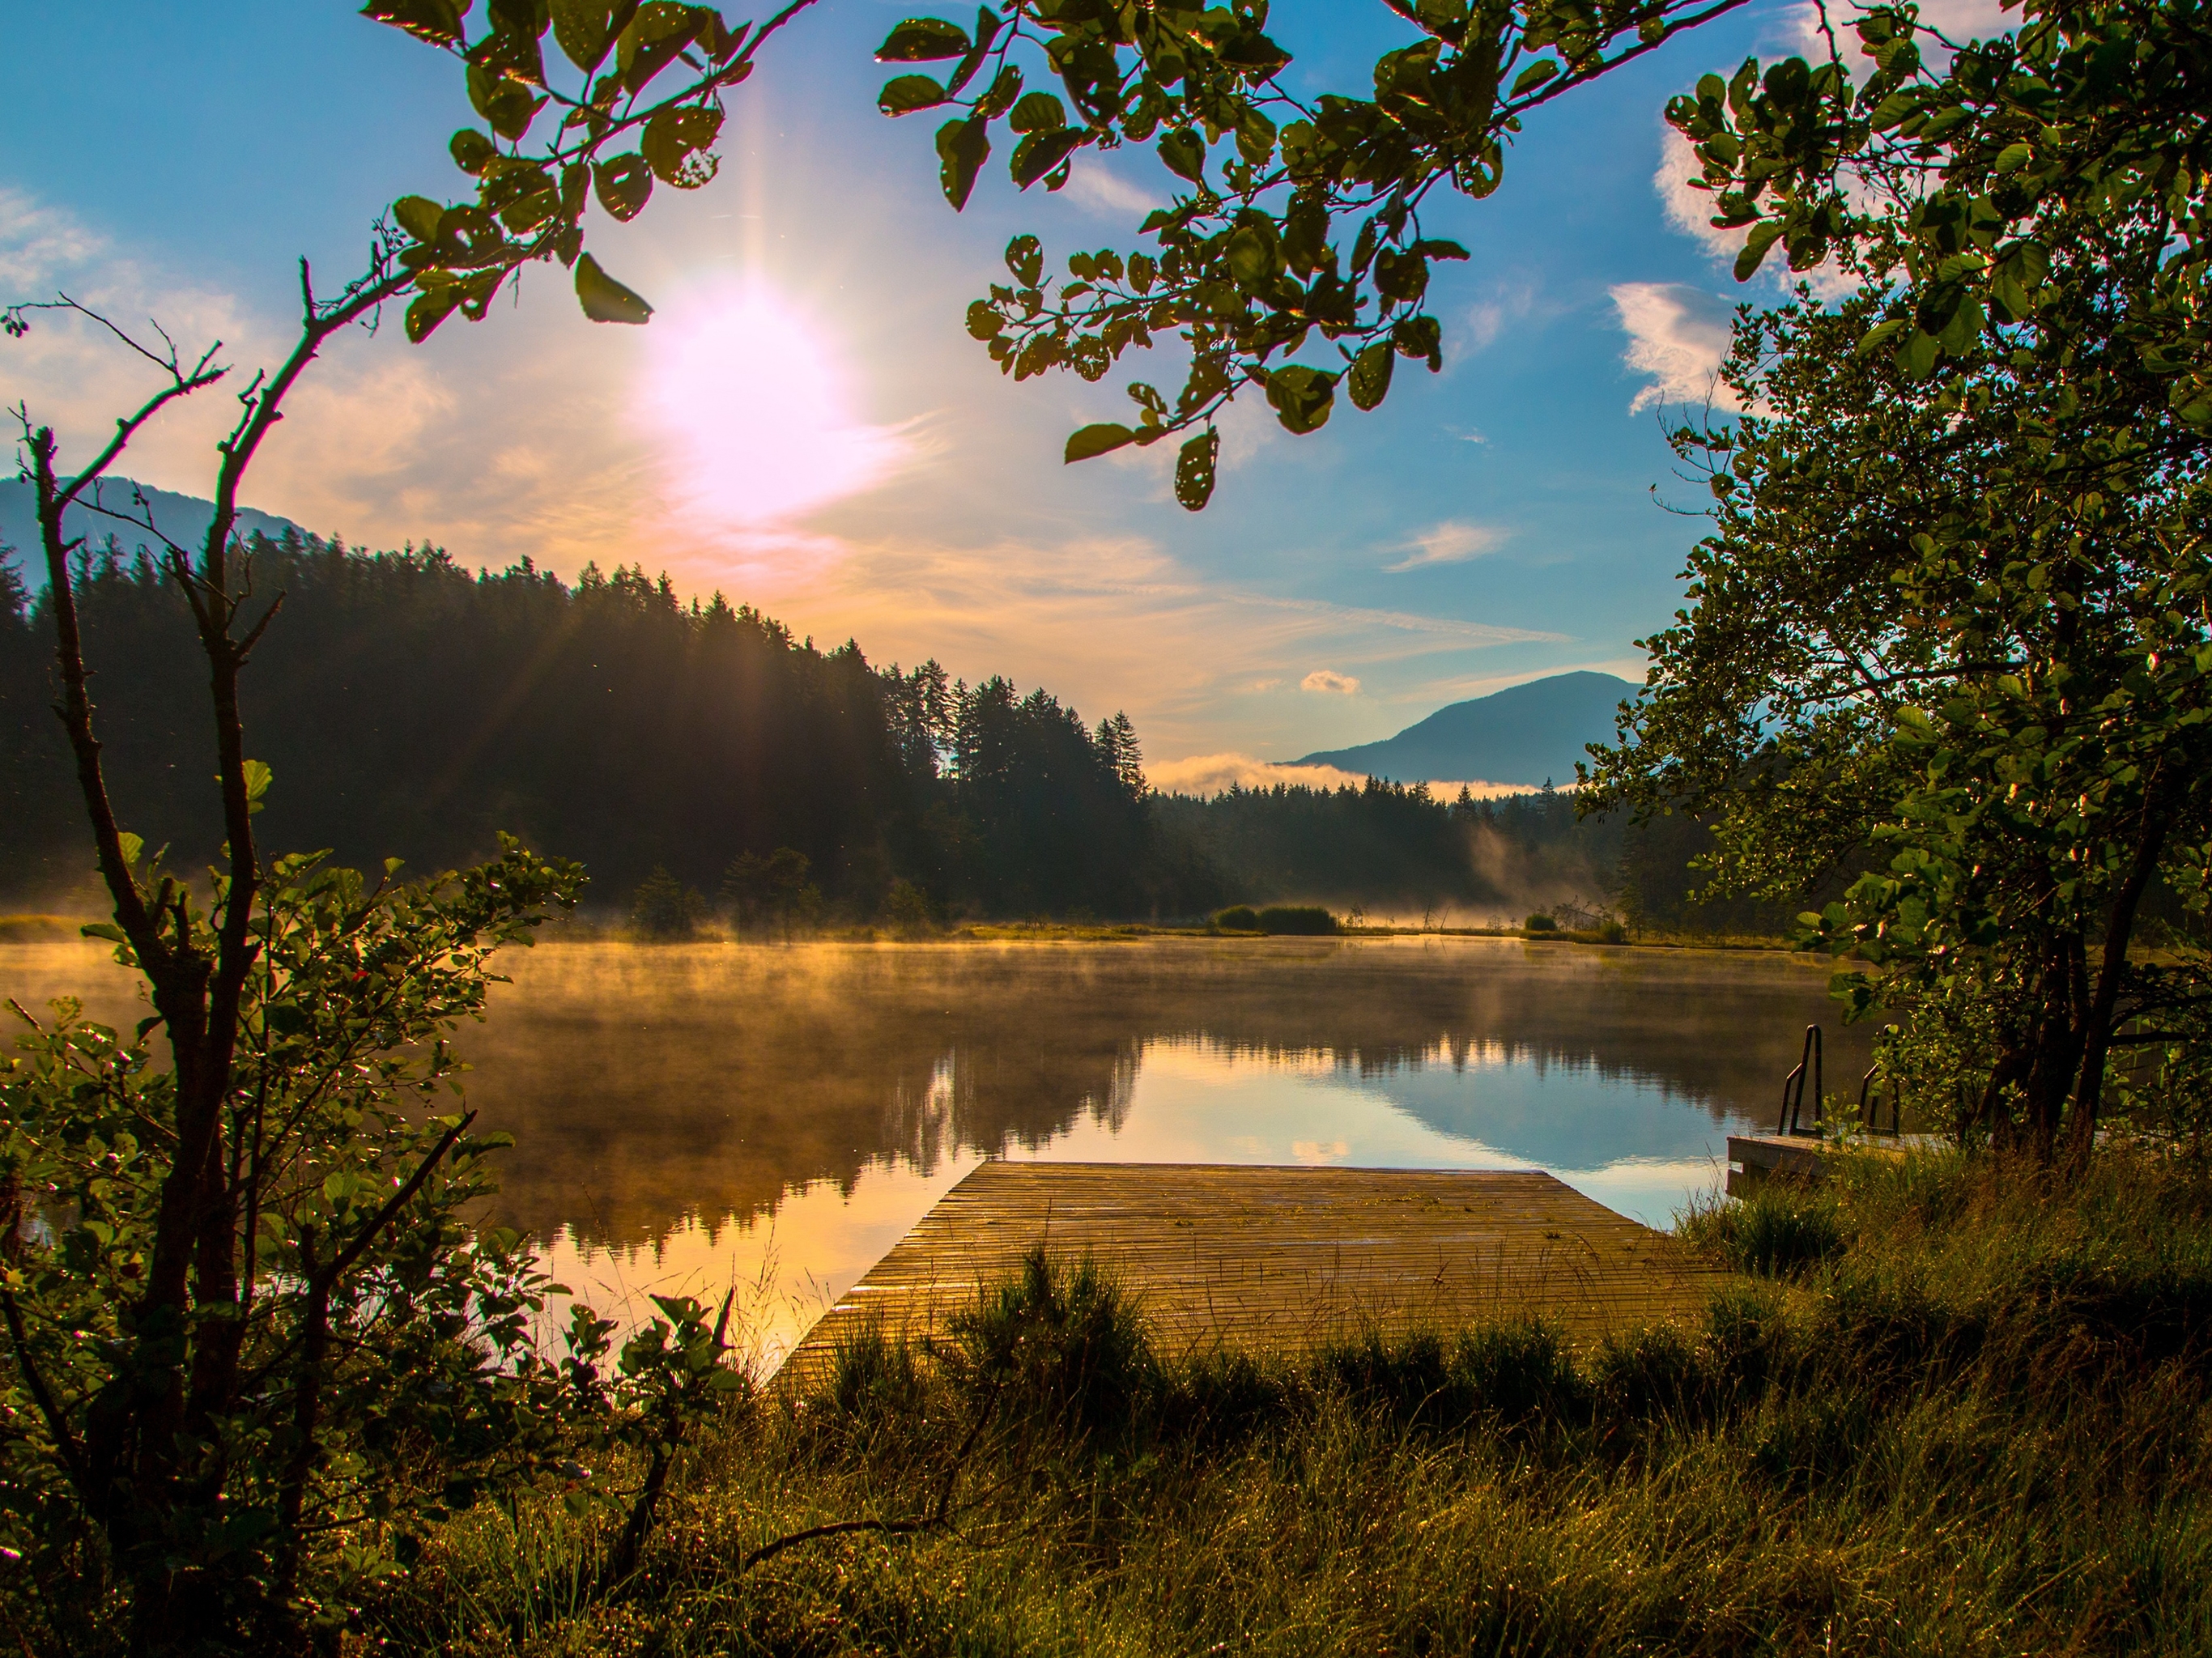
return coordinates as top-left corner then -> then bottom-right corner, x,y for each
2,934 -> 1872,1372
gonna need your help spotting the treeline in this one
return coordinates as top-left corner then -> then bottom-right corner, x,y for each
0,534 -> 1772,929
0,532 -> 1154,918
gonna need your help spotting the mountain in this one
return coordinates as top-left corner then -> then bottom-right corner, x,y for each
0,478 -> 300,573
1295,670 -> 1636,787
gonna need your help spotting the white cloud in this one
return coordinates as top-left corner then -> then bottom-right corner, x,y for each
1789,0 -> 2015,57
1609,283 -> 1739,414
1301,669 -> 1361,695
0,188 -> 105,287
1654,127 -> 1861,302
1059,164 -> 1160,219
727,529 -> 1560,758
1464,280 -> 1542,352
1655,128 -> 1745,262
1382,519 -> 1508,574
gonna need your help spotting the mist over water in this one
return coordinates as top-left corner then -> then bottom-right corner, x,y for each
2,935 -> 1872,1372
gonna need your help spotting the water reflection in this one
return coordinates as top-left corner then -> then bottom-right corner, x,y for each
1,936 -> 1873,1370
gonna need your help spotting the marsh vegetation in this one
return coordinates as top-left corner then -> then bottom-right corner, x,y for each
274,1152 -> 2212,1656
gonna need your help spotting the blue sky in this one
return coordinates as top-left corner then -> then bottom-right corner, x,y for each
0,1 -> 1991,780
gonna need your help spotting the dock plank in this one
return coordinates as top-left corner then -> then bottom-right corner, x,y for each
781,1162 -> 1724,1385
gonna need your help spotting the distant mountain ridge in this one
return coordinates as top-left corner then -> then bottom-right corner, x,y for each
0,478 -> 301,573
1295,670 -> 1636,787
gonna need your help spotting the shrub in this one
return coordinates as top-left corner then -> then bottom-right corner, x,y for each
1214,905 -> 1262,932
1256,904 -> 1338,935
1681,1183 -> 1849,1278
1525,912 -> 1559,932
1450,1320 -> 1586,1426
0,846 -> 614,1646
938,1247 -> 1155,1447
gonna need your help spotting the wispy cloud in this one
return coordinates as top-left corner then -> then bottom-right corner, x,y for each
0,187 -> 105,287
1463,279 -> 1544,352
1608,282 -> 1738,414
1383,519 -> 1508,574
1060,163 -> 1160,219
1301,669 -> 1361,695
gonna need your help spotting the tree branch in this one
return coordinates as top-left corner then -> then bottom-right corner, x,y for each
0,1290 -> 91,1503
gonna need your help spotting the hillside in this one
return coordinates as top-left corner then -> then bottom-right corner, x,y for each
1295,670 -> 1636,787
0,478 -> 300,569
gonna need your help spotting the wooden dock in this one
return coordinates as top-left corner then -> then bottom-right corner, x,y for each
1725,1133 -> 1938,1192
779,1161 -> 1725,1386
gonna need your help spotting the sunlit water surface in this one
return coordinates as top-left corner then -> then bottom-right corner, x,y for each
2,936 -> 1871,1373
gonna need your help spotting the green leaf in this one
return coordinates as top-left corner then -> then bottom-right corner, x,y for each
359,0 -> 467,46
1009,91 -> 1068,134
1011,128 -> 1083,190
1005,234 -> 1043,287
1283,190 -> 1329,274
1175,427 -> 1219,511
393,196 -> 446,245
1264,363 -> 1337,435
1993,140 -> 2032,174
1347,340 -> 1393,411
593,153 -> 653,220
575,253 -> 654,324
449,129 -> 498,176
1158,128 -> 1206,183
1391,314 -> 1441,369
1854,317 -> 1910,357
466,63 -> 543,142
877,17 -> 971,61
1894,328 -> 1940,379
642,104 -> 723,185
1065,423 -> 1135,462
964,299 -> 1004,340
936,117 -> 991,211
241,759 -> 273,814
976,64 -> 1022,118
549,0 -> 617,71
117,832 -> 144,867
1372,247 -> 1427,302
1509,58 -> 1559,96
81,922 -> 130,945
1734,219 -> 1785,281
1225,225 -> 1278,288
406,285 -> 463,342
878,74 -> 946,115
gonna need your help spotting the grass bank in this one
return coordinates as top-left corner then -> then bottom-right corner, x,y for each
334,1149 -> 2212,1657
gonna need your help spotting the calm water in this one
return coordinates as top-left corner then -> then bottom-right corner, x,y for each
2,935 -> 1871,1371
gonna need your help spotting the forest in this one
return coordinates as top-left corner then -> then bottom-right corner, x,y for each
0,530 -> 1750,931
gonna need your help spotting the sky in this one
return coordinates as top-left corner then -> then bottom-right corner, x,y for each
0,0 -> 2010,784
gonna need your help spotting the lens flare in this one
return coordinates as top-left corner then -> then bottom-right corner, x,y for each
639,283 -> 908,545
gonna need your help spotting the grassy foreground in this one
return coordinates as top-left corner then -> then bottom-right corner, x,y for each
364,1151 -> 2211,1656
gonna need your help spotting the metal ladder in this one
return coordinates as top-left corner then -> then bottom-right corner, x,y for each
1777,1024 -> 1899,1136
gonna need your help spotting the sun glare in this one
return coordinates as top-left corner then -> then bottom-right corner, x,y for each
640,283 -> 908,544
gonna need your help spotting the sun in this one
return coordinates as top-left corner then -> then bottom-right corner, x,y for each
639,282 -> 908,536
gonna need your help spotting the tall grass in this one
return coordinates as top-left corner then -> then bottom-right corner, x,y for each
364,1152 -> 2212,1655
